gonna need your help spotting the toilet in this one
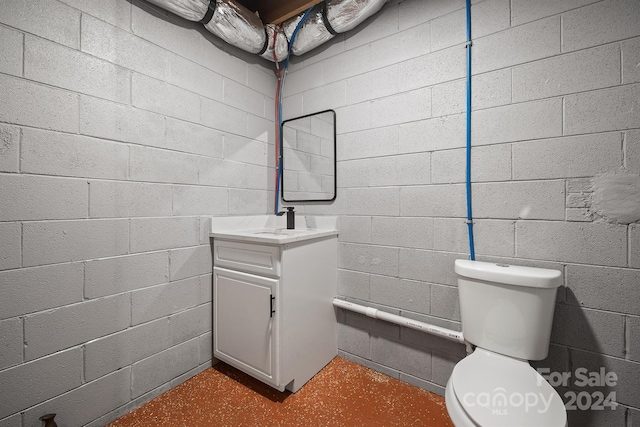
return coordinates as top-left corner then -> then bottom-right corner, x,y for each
445,260 -> 567,427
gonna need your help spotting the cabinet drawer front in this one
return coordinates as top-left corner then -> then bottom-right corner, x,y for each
213,240 -> 281,277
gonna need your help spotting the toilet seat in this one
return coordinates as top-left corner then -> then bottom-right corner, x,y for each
449,348 -> 566,427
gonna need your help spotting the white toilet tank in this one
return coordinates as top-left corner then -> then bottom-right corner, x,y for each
455,260 -> 562,361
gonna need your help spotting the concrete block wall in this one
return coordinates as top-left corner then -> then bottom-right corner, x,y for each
286,0 -> 640,424
0,0 -> 274,425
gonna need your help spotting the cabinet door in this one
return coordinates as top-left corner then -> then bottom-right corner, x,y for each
213,267 -> 279,388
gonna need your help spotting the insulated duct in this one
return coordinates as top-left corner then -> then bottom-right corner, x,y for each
144,0 -> 388,61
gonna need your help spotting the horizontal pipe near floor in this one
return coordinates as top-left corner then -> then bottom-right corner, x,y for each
333,298 -> 465,344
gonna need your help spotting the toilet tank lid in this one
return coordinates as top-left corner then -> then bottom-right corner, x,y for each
455,260 -> 562,288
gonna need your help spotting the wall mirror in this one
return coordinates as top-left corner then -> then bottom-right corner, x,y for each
281,109 -> 336,202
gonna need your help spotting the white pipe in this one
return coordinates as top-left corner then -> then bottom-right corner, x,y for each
333,298 -> 465,344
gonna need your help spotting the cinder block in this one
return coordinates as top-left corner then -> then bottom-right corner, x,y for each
370,275 -> 430,314
80,96 -> 165,148
398,0 -> 464,30
337,269 -> 370,300
0,74 -> 78,132
0,0 -> 79,48
629,316 -> 640,362
473,180 -> 565,220
200,97 -> 248,136
228,189 -> 268,214
399,46 -> 466,92
90,180 -> 172,218
346,65 -> 399,105
399,249 -> 461,286
513,44 -> 621,103
58,0 -> 131,29
274,60 -> 317,95
23,367 -> 131,427
85,318 -> 169,381
433,218 -> 515,257
0,318 -> 22,370
565,84 -> 640,135
130,217 -> 199,253
23,219 -> 129,267
400,184 -> 467,218
0,124 -> 20,173
399,114 -> 466,153
0,175 -> 87,221
166,53 -> 223,102
224,134 -> 266,166
563,0 -> 640,52
431,144 -> 512,184
25,35 -> 130,104
337,159 -> 370,188
623,37 -> 640,84
337,323 -> 371,359
513,133 -> 622,180
198,274 -> 212,304
346,303 -> 401,340
130,145 -> 199,184
166,118 -> 224,158
172,186 -> 228,216
24,293 -> 131,360
0,25 -> 22,77
247,114 -> 273,144
570,349 -> 640,408
567,178 -> 594,193
301,81 -> 347,116
0,347 -> 82,419
338,243 -> 399,276
473,16 -> 560,74
566,264 -> 640,314
335,102 -> 371,135
371,217 -> 434,249
131,277 -> 201,325
371,88 -> 431,127
551,304 -> 625,358
517,221 -> 627,267
566,398 -> 628,427
224,79 -> 265,118
338,187 -> 399,216
511,0 -> 599,25
0,223 -> 20,271
169,303 -> 211,346
85,252 -> 169,299
322,44 -> 372,85
431,284 -> 460,322
631,224 -> 640,268
565,208 -> 592,222
81,14 -> 164,80
628,130 -> 640,173
0,413 -> 21,427
0,263 -> 83,320
431,351 -> 463,387
372,335 -> 432,380
132,73 -> 199,122
337,126 -> 399,161
401,323 -> 466,357
566,192 -> 591,208
344,2 -> 399,51
247,64 -> 276,101
22,128 -> 128,179
368,22 -> 431,70
472,98 -> 563,146
199,332 -> 212,365
337,216 -> 371,244
432,70 -> 512,117
169,245 -> 211,282
131,338 -> 200,398
369,152 -> 431,186
430,9 -> 465,52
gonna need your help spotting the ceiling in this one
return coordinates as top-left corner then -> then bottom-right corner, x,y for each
235,0 -> 324,24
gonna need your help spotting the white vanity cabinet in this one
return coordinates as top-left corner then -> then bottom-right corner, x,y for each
212,231 -> 337,392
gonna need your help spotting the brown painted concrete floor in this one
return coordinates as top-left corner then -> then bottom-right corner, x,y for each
108,357 -> 454,427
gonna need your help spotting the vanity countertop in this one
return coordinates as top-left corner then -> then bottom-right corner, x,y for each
209,215 -> 338,245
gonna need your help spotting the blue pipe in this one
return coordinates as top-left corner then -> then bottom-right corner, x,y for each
465,0 -> 476,260
275,6 -> 314,214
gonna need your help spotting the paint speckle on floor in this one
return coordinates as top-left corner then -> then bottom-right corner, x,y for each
108,357 -> 454,427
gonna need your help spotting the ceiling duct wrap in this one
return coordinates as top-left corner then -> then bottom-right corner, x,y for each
143,0 -> 388,61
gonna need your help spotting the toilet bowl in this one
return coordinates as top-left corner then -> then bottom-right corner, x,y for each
445,348 -> 566,427
445,260 -> 568,427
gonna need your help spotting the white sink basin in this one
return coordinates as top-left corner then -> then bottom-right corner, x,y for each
253,229 -> 308,236
211,227 -> 337,244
